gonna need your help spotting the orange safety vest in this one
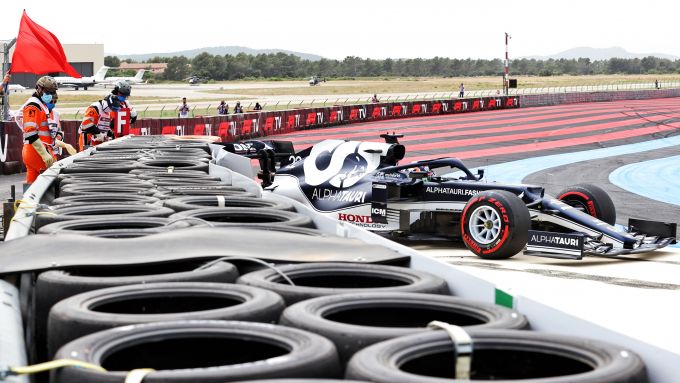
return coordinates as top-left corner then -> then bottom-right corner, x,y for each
22,96 -> 52,147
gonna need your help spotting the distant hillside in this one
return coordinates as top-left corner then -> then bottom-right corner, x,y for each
521,46 -> 679,60
111,46 -> 324,61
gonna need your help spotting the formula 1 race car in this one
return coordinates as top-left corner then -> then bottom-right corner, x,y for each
221,134 -> 676,260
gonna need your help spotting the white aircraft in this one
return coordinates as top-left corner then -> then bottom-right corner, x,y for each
7,84 -> 26,92
102,69 -> 146,85
54,66 -> 110,90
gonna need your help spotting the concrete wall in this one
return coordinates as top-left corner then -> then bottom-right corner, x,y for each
522,88 -> 680,107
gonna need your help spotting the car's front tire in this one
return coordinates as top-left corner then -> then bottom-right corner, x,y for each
461,190 -> 530,259
557,184 -> 616,225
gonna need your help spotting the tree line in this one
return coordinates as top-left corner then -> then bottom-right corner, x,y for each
105,53 -> 680,81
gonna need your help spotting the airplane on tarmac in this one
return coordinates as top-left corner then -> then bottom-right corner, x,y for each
7,84 -> 26,92
101,69 -> 146,85
54,66 -> 110,90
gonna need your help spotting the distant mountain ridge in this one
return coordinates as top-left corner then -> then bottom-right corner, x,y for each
521,46 -> 679,60
111,46 -> 325,61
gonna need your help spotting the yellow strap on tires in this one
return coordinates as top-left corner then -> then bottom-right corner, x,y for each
125,368 -> 155,383
10,359 -> 106,375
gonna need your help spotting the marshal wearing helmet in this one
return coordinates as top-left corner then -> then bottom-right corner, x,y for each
19,76 -> 59,183
78,81 -> 137,151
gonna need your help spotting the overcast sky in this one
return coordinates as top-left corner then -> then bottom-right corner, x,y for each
2,0 -> 679,60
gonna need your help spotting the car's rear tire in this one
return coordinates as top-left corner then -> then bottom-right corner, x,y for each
557,184 -> 616,225
461,190 -> 530,260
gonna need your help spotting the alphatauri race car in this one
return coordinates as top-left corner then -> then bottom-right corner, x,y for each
221,134 -> 676,260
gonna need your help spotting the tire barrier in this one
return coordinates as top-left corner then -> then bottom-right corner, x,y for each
130,169 -> 213,177
136,173 -> 222,181
51,194 -> 161,206
35,204 -> 175,229
57,185 -> 158,197
280,292 -> 528,364
47,282 -> 286,356
60,163 -> 141,174
231,380 -> 369,383
346,329 -> 648,383
32,260 -> 239,363
37,217 -> 189,238
59,181 -> 156,195
237,263 -> 449,305
164,195 -> 294,212
136,159 -> 209,172
58,183 -> 157,197
170,207 -> 314,229
154,189 -> 257,199
52,320 -> 341,383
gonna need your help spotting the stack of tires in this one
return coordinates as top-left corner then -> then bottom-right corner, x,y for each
24,136 -> 647,382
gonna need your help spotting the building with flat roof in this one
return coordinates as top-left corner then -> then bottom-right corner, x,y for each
5,43 -> 104,87
119,62 -> 167,74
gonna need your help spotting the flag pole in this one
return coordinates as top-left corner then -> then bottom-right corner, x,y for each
2,38 -> 16,121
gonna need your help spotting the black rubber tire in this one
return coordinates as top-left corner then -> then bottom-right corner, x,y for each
61,164 -> 139,174
154,190 -> 257,199
346,329 -> 648,383
164,196 -> 294,212
34,260 -> 239,364
237,263 -> 449,305
231,380 -> 369,383
280,292 -> 528,364
59,179 -> 154,188
461,190 -> 530,260
37,217 -> 189,238
130,169 -> 210,177
58,185 -> 157,197
155,185 -> 247,194
137,159 -> 209,172
148,179 -> 226,187
51,194 -> 161,206
52,320 -> 341,383
48,282 -> 285,357
35,204 -> 175,229
557,183 -> 617,225
137,174 -> 222,182
170,207 -> 314,228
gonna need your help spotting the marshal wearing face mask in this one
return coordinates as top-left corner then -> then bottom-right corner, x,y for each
18,76 -> 59,183
78,80 -> 137,151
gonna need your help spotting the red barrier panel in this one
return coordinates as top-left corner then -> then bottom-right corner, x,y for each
2,95 -> 529,173
306,112 -> 316,126
193,124 -> 205,136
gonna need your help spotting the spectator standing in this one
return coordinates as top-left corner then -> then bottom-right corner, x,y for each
371,94 -> 380,103
179,97 -> 190,118
655,80 -> 660,89
254,102 -> 262,111
217,100 -> 227,115
234,101 -> 243,113
458,83 -> 465,98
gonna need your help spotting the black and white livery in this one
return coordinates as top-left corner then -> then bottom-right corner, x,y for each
223,134 -> 676,260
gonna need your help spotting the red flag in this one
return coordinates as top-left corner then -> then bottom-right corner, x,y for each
10,10 -> 81,78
